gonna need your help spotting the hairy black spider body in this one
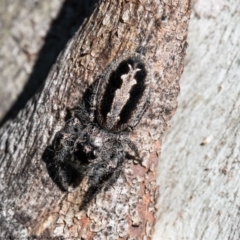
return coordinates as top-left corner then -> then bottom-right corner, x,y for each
52,54 -> 150,209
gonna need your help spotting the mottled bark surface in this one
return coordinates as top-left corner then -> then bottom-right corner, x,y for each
0,0 -> 97,126
154,0 -> 240,239
0,0 -> 190,239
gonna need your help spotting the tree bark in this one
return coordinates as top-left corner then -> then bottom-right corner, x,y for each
0,0 -> 190,239
154,0 -> 240,239
0,0 -> 97,125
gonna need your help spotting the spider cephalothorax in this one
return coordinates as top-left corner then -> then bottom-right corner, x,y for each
53,53 -> 150,209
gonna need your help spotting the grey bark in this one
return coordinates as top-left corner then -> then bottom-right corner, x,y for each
154,0 -> 240,239
0,0 -> 190,239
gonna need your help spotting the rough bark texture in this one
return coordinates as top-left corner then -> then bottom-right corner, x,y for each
0,0 -> 97,126
0,0 -> 190,239
154,0 -> 240,239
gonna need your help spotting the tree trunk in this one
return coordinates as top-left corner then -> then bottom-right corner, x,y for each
154,0 -> 240,239
0,0 -> 190,239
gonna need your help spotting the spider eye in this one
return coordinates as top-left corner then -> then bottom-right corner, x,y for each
92,149 -> 99,158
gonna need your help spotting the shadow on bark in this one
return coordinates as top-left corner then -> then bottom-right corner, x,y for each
0,0 -> 99,127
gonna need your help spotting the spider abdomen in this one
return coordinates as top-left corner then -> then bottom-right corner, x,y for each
95,54 -> 150,133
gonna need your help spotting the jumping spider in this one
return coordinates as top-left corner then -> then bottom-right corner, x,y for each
53,54 -> 150,209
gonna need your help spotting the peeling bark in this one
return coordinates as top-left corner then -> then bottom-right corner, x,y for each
0,0 -> 190,239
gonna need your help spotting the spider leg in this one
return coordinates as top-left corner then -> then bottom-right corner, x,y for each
72,105 -> 89,124
121,137 -> 142,164
79,152 -> 125,210
53,146 -> 73,191
52,126 -> 78,190
79,164 -> 114,210
89,78 -> 101,122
